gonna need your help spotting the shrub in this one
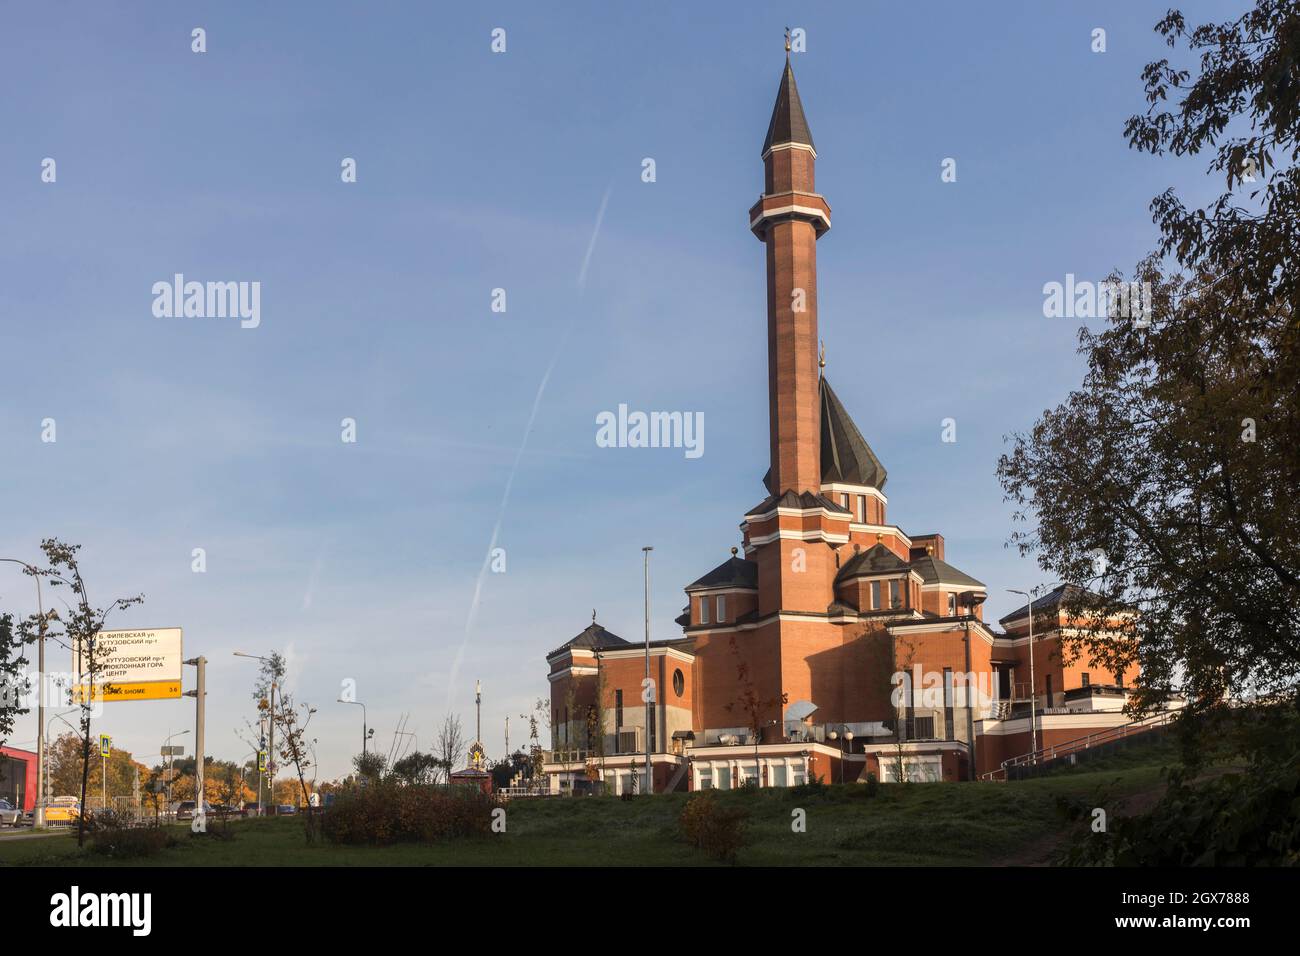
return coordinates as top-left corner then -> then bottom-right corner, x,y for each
790,775 -> 828,800
678,791 -> 748,863
863,772 -> 879,798
323,783 -> 498,846
87,816 -> 174,859
1059,742 -> 1300,866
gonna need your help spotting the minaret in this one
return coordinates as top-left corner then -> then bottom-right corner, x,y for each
750,38 -> 830,495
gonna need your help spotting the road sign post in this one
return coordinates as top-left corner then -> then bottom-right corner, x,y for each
183,656 -> 206,830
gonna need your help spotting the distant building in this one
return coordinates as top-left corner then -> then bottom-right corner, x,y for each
543,50 -> 1161,794
0,745 -> 37,812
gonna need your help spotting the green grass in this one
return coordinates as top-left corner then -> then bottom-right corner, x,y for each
0,748 -> 1179,867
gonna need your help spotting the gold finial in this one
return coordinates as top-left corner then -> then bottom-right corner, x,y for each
785,27 -> 792,54
876,532 -> 883,544
592,608 -> 597,623
730,547 -> 738,557
818,340 -> 826,370
926,544 -> 934,555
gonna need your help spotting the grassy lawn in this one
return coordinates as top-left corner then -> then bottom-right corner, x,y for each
0,743 -> 1178,867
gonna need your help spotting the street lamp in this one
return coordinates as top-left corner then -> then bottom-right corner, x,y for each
829,726 -> 854,784
1007,588 -> 1039,761
338,698 -> 368,756
1,557 -> 48,826
641,545 -> 653,796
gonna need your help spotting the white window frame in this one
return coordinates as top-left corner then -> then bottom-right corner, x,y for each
699,596 -> 709,624
716,595 -> 726,622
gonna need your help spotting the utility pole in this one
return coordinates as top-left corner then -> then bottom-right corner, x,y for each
184,656 -> 206,822
475,679 -> 482,745
642,546 -> 653,795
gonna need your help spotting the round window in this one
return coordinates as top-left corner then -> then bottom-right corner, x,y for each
673,668 -> 685,697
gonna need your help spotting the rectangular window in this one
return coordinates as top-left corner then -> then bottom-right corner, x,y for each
1045,673 -> 1054,707
943,667 -> 954,741
699,596 -> 709,624
716,595 -> 726,622
1116,670 -> 1124,688
772,764 -> 788,787
870,581 -> 881,609
856,496 -> 866,522
947,592 -> 957,616
890,580 -> 902,608
698,768 -> 713,790
716,766 -> 731,790
1081,672 -> 1090,687
614,690 -> 623,732
913,715 -> 935,739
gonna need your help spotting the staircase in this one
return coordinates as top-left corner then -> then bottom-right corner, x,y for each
664,761 -> 690,793
980,710 -> 1177,782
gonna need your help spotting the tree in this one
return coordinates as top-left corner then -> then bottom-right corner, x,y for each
724,635 -> 788,788
434,714 -> 465,782
391,750 -> 439,785
0,609 -> 29,749
352,750 -> 387,785
270,692 -> 319,841
997,2 -> 1300,728
31,540 -> 143,846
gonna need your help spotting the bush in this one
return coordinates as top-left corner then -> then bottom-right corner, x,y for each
863,772 -> 879,798
1060,729 -> 1300,866
678,791 -> 748,863
323,784 -> 498,846
86,815 -> 174,859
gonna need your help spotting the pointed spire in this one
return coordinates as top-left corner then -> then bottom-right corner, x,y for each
762,51 -> 815,156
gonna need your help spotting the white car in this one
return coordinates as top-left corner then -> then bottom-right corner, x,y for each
0,799 -> 23,827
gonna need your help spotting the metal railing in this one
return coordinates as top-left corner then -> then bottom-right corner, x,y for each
980,710 -> 1177,781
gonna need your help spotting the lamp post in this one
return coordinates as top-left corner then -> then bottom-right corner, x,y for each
338,698 -> 368,756
642,545 -> 653,795
1,558 -> 47,826
1007,588 -> 1038,761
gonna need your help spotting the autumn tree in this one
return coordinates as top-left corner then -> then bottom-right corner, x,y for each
270,692 -> 319,841
29,540 -> 143,846
998,2 -> 1300,728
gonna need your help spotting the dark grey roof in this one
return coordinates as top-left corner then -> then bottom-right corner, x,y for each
836,543 -> 909,582
999,584 -> 1106,625
762,378 -> 887,494
748,488 -> 850,515
687,556 -> 758,591
549,622 -> 629,658
909,555 -> 985,589
820,377 -> 887,489
762,58 -> 815,154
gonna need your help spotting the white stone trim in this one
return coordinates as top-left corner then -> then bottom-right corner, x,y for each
760,141 -> 818,162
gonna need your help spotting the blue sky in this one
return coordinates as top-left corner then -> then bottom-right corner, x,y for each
0,1 -> 1240,779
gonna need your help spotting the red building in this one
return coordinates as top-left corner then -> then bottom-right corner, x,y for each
0,745 -> 38,812
543,50 -> 1171,794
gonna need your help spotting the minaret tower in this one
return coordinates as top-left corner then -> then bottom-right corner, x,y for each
750,34 -> 831,495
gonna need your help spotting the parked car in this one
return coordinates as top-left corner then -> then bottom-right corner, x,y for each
173,801 -> 214,821
0,799 -> 23,827
275,804 -> 296,815
44,796 -> 80,826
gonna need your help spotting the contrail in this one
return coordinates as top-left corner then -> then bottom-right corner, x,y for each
446,186 -> 613,713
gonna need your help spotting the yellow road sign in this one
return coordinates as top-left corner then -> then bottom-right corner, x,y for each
75,679 -> 182,703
